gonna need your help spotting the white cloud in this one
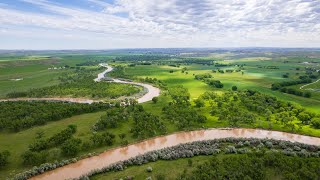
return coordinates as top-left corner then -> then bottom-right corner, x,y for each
0,0 -> 319,49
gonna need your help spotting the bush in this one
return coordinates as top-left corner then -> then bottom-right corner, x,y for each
0,150 -> 10,167
311,118 -> 320,129
194,98 -> 205,108
265,141 -> 273,149
152,97 -> 159,104
225,146 -> 237,154
61,138 -> 82,156
21,151 -> 48,166
146,166 -> 153,172
232,86 -> 238,91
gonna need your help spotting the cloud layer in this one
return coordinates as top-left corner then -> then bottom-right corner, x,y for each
0,0 -> 319,49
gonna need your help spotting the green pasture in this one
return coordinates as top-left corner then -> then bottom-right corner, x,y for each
117,62 -> 320,112
0,55 -> 113,98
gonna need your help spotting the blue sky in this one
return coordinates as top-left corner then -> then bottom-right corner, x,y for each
0,0 -> 319,49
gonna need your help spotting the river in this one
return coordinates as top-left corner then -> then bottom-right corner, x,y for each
31,128 -> 320,180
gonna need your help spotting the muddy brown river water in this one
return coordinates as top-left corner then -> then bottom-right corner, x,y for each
31,128 -> 320,180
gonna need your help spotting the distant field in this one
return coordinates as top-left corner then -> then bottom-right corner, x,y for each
0,55 -> 114,97
0,56 -> 53,62
118,61 -> 320,112
302,79 -> 320,90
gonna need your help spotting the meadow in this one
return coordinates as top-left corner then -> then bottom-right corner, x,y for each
0,54 -> 116,97
116,60 -> 320,112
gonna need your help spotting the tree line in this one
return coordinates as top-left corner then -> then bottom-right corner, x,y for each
200,90 -> 320,130
194,73 -> 224,88
0,101 -> 111,131
271,78 -> 313,98
184,153 -> 320,179
21,125 -> 117,166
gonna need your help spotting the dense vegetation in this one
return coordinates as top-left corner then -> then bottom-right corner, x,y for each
271,77 -> 316,98
184,153 -> 320,180
84,138 -> 320,179
201,90 -> 320,130
22,125 -> 78,165
0,151 -> 10,168
0,101 -> 110,131
93,105 -> 166,139
194,73 -> 224,88
20,125 -> 116,166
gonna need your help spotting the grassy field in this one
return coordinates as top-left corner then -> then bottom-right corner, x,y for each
0,111 -> 142,179
92,155 -> 213,180
117,62 -> 320,112
0,55 -> 114,98
0,95 -> 175,179
0,52 -> 319,178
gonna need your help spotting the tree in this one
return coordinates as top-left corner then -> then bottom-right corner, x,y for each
169,86 -> 190,105
48,125 -> 77,147
90,132 -> 115,147
152,97 -> 159,104
311,118 -> 320,129
21,151 -> 48,165
298,112 -> 311,124
119,133 -> 126,140
304,92 -> 311,98
232,86 -> 238,91
0,150 -> 10,167
131,112 -> 166,138
61,138 -> 82,156
282,74 -> 289,78
194,98 -> 205,108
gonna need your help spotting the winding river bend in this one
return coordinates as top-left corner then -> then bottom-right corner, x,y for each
94,64 -> 160,103
31,128 -> 320,180
0,64 -> 160,104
